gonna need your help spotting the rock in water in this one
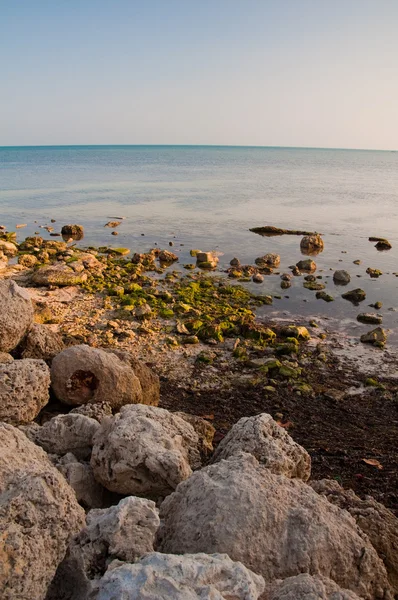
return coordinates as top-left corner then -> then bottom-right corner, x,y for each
255,253 -> 281,268
360,327 -> 387,347
91,552 -> 265,600
61,224 -> 84,240
312,479 -> 398,595
90,405 -> 201,498
210,414 -> 311,481
341,288 -> 366,303
18,323 -> 65,364
157,453 -> 392,600
0,424 -> 85,600
47,496 -> 160,600
0,279 -> 34,352
0,359 -> 50,425
357,313 -> 383,325
333,270 -> 351,284
296,259 -> 316,272
300,234 -> 324,255
51,345 -> 143,408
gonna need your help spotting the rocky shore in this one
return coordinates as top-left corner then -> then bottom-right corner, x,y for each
0,225 -> 398,599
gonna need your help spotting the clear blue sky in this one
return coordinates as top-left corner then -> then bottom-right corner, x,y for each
1,0 -> 397,149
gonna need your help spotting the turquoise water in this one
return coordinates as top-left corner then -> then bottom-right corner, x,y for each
1,145 -> 398,340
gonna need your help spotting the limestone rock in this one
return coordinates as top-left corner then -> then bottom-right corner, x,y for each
91,552 -> 265,600
51,345 -> 143,408
159,249 -> 178,263
267,574 -> 361,600
91,404 -> 201,498
0,352 -> 13,364
0,279 -> 34,352
47,497 -> 160,600
31,413 -> 100,459
31,264 -> 88,286
104,348 -> 160,406
61,224 -> 84,240
18,253 -> 38,268
0,424 -> 85,600
296,259 -> 316,272
255,253 -> 281,268
360,327 -> 386,346
300,234 -> 324,255
0,239 -> 18,256
210,414 -> 310,480
53,453 -> 110,509
175,411 -> 215,458
311,479 -> 398,594
333,270 -> 351,284
18,323 -> 65,363
0,358 -> 50,425
157,453 -> 392,600
70,401 -> 113,422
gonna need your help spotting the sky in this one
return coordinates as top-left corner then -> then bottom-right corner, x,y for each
1,0 -> 397,149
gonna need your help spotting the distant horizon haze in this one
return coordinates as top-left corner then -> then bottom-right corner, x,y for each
1,0 -> 398,150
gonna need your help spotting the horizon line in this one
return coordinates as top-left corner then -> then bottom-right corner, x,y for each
0,143 -> 397,153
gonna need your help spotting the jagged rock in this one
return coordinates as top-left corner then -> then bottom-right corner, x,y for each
210,414 -> 310,480
0,424 -> 85,600
296,259 -> 316,272
52,452 -> 110,509
61,224 -> 84,240
333,270 -> 351,284
255,253 -> 281,268
357,313 -> 383,325
157,453 -> 392,600
51,345 -> 143,408
0,352 -> 13,363
300,234 -> 324,255
311,479 -> 398,594
47,497 -> 160,600
30,414 -> 100,459
360,327 -> 386,346
91,405 -> 201,499
0,252 -> 8,271
18,323 -> 65,363
342,289 -> 366,303
70,402 -> 113,422
0,358 -> 50,425
267,574 -> 361,600
18,253 -> 38,268
281,325 -> 311,340
0,279 -> 34,352
158,250 -> 178,263
175,412 -> 215,458
0,239 -> 18,256
104,349 -> 160,406
31,264 -> 88,286
90,552 -> 265,600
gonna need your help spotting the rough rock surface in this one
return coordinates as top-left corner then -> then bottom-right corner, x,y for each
54,453 -> 111,509
0,279 -> 34,352
267,574 -> 361,600
18,323 -> 65,363
91,552 -> 265,600
210,414 -> 311,481
0,239 -> 18,256
333,270 -> 351,284
311,479 -> 398,595
104,348 -> 160,406
296,259 -> 316,272
255,253 -> 281,268
51,345 -> 143,408
157,453 -> 392,600
0,358 -> 50,425
0,424 -> 85,600
70,401 -> 113,422
30,413 -> 100,459
175,411 -> 215,458
300,234 -> 324,254
31,264 -> 88,286
0,352 -> 13,364
91,404 -> 201,498
47,496 -> 160,600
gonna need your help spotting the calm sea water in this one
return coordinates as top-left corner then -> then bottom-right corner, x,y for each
1,145 -> 398,342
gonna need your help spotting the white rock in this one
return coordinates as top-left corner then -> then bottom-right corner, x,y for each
0,424 -> 85,600
267,574 -> 361,600
0,239 -> 18,256
0,279 -> 34,352
54,453 -> 110,509
0,358 -> 50,424
157,453 -> 392,600
210,413 -> 311,480
91,404 -> 201,498
92,552 -> 265,600
31,413 -> 100,459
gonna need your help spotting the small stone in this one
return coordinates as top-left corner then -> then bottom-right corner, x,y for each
230,257 -> 240,266
357,313 -> 383,325
296,259 -> 316,272
366,268 -> 382,278
333,270 -> 351,284
253,273 -> 264,283
316,291 -> 334,302
342,288 -> 366,303
360,327 -> 387,346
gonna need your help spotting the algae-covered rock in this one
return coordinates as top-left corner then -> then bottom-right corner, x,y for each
360,327 -> 387,347
296,259 -> 316,272
316,291 -> 334,302
281,325 -> 311,340
342,288 -> 366,303
366,267 -> 382,278
357,313 -> 383,325
31,264 -> 88,286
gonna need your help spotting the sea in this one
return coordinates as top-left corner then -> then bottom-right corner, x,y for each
1,145 -> 398,343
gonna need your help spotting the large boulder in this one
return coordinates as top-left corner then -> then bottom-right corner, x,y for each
91,405 -> 201,499
210,414 -> 311,481
0,358 -> 50,425
157,453 -> 392,600
267,574 -> 361,600
47,496 -> 160,600
51,345 -> 143,408
312,479 -> 398,595
18,323 -> 65,364
28,413 -> 100,459
104,348 -> 160,406
91,552 -> 265,600
0,424 -> 85,600
0,279 -> 34,352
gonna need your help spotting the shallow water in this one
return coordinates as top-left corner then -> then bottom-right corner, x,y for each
1,145 -> 398,343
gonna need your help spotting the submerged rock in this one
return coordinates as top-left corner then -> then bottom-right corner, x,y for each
250,225 -> 317,236
0,279 -> 34,352
157,453 -> 392,599
0,424 -> 85,600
